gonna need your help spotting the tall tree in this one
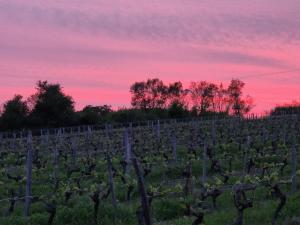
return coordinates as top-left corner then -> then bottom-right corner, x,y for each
130,78 -> 168,110
213,83 -> 230,113
227,79 -> 253,116
0,95 -> 29,130
130,81 -> 149,110
189,81 -> 218,114
167,81 -> 187,106
29,81 -> 75,127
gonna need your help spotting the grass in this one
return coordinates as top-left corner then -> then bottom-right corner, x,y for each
0,187 -> 298,225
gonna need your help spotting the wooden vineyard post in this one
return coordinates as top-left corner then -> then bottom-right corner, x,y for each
291,134 -> 297,194
12,132 -> 16,152
25,131 -> 33,217
107,154 -> 117,209
124,128 -> 132,175
86,126 -> 92,159
132,157 -> 152,225
211,120 -> 216,146
150,121 -> 154,135
282,124 -> 286,145
171,132 -> 177,162
202,141 -> 207,185
53,135 -> 59,193
46,129 -> 49,146
88,125 -> 92,138
105,124 -> 110,139
243,135 -> 250,177
262,127 -> 268,145
71,137 -> 77,168
0,132 -> 2,148
156,120 -> 160,140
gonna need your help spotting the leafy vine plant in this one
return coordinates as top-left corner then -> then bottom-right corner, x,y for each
261,172 -> 289,225
200,176 -> 224,210
231,171 -> 291,225
232,176 -> 258,225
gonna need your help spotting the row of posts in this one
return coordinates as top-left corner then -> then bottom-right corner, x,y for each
12,120 -> 299,217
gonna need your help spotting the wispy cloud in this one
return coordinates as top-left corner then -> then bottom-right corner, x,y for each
0,0 -> 300,47
0,0 -> 299,111
0,38 -> 287,69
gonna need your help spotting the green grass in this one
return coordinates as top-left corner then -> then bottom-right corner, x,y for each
0,189 -> 298,225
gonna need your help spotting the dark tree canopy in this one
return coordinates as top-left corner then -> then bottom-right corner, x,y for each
167,81 -> 187,106
130,78 -> 253,117
167,101 -> 189,118
28,81 -> 75,127
78,105 -> 112,124
270,102 -> 300,116
189,81 -> 219,114
0,78 -> 256,131
130,78 -> 169,110
0,95 -> 29,130
227,79 -> 253,116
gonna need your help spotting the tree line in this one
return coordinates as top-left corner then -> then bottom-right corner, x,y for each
0,78 -> 296,131
130,78 -> 253,116
270,101 -> 300,116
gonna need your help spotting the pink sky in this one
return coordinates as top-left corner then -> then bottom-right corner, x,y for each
0,0 -> 300,114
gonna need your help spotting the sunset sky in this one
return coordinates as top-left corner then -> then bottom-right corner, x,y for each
0,0 -> 300,113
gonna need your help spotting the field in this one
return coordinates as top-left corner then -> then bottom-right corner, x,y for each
0,115 -> 299,225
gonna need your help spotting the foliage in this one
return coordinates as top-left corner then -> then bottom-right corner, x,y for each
227,79 -> 254,116
0,77 -> 258,131
77,105 -> 112,125
28,80 -> 76,127
270,101 -> 300,116
0,95 -> 29,130
130,78 -> 169,110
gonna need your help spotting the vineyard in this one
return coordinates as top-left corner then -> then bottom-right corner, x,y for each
0,115 -> 299,225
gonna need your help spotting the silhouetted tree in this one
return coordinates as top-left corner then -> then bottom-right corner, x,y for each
0,78 -> 254,130
167,81 -> 187,107
130,78 -> 253,118
270,101 -> 300,116
189,81 -> 218,115
78,105 -> 112,124
227,79 -> 253,116
168,102 -> 189,118
28,81 -> 75,127
130,78 -> 168,110
0,95 -> 29,130
213,83 -> 230,113
130,81 -> 148,110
